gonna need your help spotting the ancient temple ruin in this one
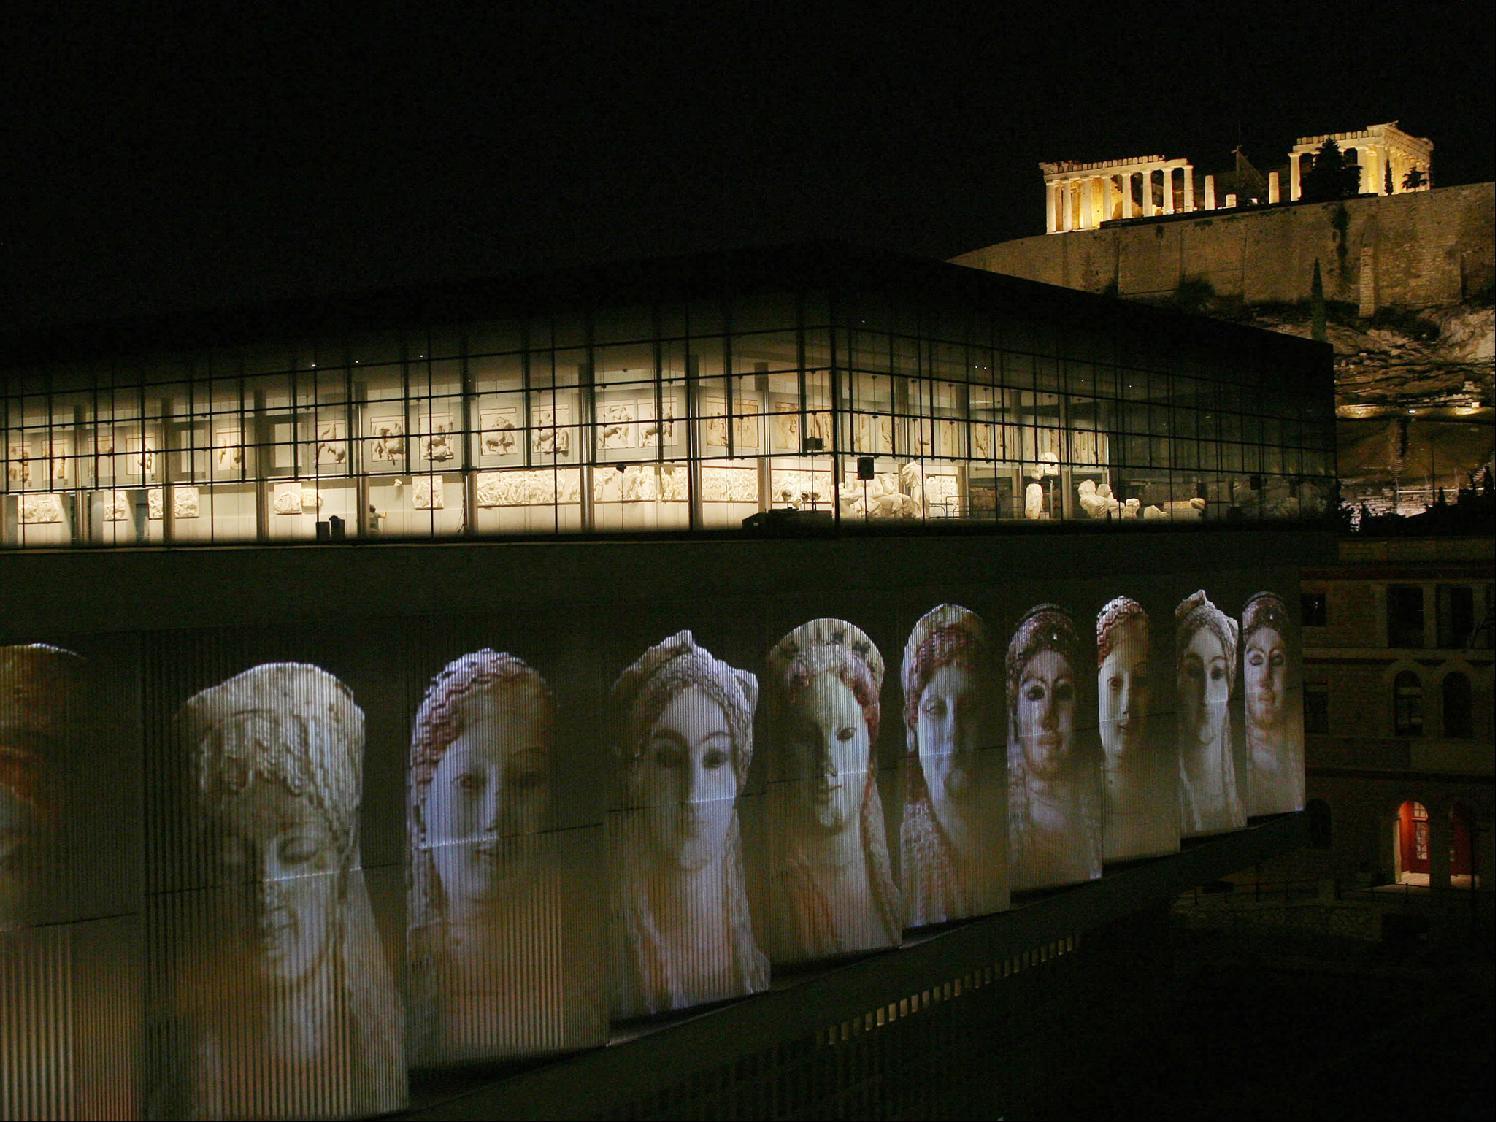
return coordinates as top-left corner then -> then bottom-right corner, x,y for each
1041,121 -> 1433,233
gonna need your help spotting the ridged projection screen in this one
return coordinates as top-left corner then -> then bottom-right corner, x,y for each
1,571 -> 1303,1118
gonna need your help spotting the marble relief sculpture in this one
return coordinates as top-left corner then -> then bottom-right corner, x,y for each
1095,597 -> 1177,860
18,493 -> 66,525
1242,592 -> 1304,816
1006,605 -> 1102,891
407,652 -> 605,1066
607,632 -> 768,1019
1175,591 -> 1244,835
479,409 -> 519,456
900,605 -> 1007,928
475,469 -> 581,508
413,477 -> 445,510
761,619 -> 900,963
153,664 -> 405,1119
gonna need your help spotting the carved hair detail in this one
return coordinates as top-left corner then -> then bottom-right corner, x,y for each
1095,596 -> 1149,668
610,631 -> 758,790
1175,590 -> 1239,682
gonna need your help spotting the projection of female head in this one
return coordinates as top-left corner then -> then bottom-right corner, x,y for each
609,631 -> 766,1016
1174,590 -> 1241,835
1243,599 -> 1289,734
633,685 -> 738,869
1096,600 -> 1150,767
1180,624 -> 1230,748
763,619 -> 898,958
1016,649 -> 1076,783
412,655 -> 552,922
900,605 -> 1002,927
0,644 -> 82,930
176,663 -> 405,1117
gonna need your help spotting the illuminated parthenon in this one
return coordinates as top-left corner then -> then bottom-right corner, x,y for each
1042,121 -> 1434,233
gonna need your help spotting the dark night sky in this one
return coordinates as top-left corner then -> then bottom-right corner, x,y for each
4,1 -> 1493,330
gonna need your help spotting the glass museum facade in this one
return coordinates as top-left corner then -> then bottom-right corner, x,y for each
0,245 -> 1335,547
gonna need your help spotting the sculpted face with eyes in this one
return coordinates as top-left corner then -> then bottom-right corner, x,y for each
1016,650 -> 1076,784
419,677 -> 552,920
1180,626 -> 1231,747
777,671 -> 870,833
632,685 -> 738,870
209,779 -> 338,991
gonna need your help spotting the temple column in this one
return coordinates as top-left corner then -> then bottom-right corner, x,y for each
1204,174 -> 1216,210
1121,171 -> 1134,218
1162,166 -> 1175,214
1289,154 -> 1302,201
1182,164 -> 1195,211
1060,181 -> 1072,231
1079,178 -> 1092,230
1090,177 -> 1104,227
1267,171 -> 1280,204
1046,183 -> 1059,233
1142,169 -> 1156,216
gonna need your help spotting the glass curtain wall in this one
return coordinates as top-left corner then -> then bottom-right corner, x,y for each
1,283 -> 1334,547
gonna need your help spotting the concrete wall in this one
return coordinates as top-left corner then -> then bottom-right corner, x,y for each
952,182 -> 1495,311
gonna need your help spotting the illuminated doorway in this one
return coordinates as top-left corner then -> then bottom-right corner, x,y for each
1396,800 -> 1430,885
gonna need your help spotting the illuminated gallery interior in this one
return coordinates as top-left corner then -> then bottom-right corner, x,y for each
1,247 -> 1325,1119
1,246 -> 1334,546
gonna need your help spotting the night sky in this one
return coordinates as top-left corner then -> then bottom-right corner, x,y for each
5,2 -> 1493,330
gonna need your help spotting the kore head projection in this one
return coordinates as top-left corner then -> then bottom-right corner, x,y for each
608,632 -> 767,1017
410,651 -> 555,917
1006,605 -> 1101,891
762,618 -> 900,960
1095,597 -> 1177,860
900,605 -> 1005,927
1242,591 -> 1304,815
0,644 -> 83,930
1175,591 -> 1243,835
407,650 -> 604,1065
164,662 -> 404,1119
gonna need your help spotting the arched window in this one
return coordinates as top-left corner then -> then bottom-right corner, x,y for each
1393,671 -> 1423,736
1442,673 -> 1473,738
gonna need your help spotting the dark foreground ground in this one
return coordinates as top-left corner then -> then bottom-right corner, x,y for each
1045,901 -> 1495,1121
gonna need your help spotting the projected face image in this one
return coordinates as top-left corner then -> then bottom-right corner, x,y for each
1244,624 -> 1288,729
1098,618 -> 1150,763
1180,626 -> 1230,747
211,780 -> 338,990
916,662 -> 984,799
1016,649 -> 1076,783
635,686 -> 738,870
425,695 -> 549,915
779,672 -> 869,832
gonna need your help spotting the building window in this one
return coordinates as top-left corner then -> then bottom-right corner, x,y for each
1393,670 -> 1424,736
1442,673 -> 1473,739
1301,591 -> 1327,628
1387,585 -> 1424,648
1436,585 -> 1475,649
1303,683 -> 1330,734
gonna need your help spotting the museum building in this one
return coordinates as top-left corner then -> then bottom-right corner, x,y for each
0,246 -> 1336,1120
1,245 -> 1335,547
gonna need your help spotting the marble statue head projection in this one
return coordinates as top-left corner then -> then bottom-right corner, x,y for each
0,644 -> 82,931
1095,597 -> 1178,860
607,631 -> 768,1019
899,605 -> 1007,928
407,650 -> 605,1065
1242,592 -> 1304,816
1175,591 -> 1244,835
157,663 -> 404,1120
1005,605 -> 1102,892
760,618 -> 901,962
